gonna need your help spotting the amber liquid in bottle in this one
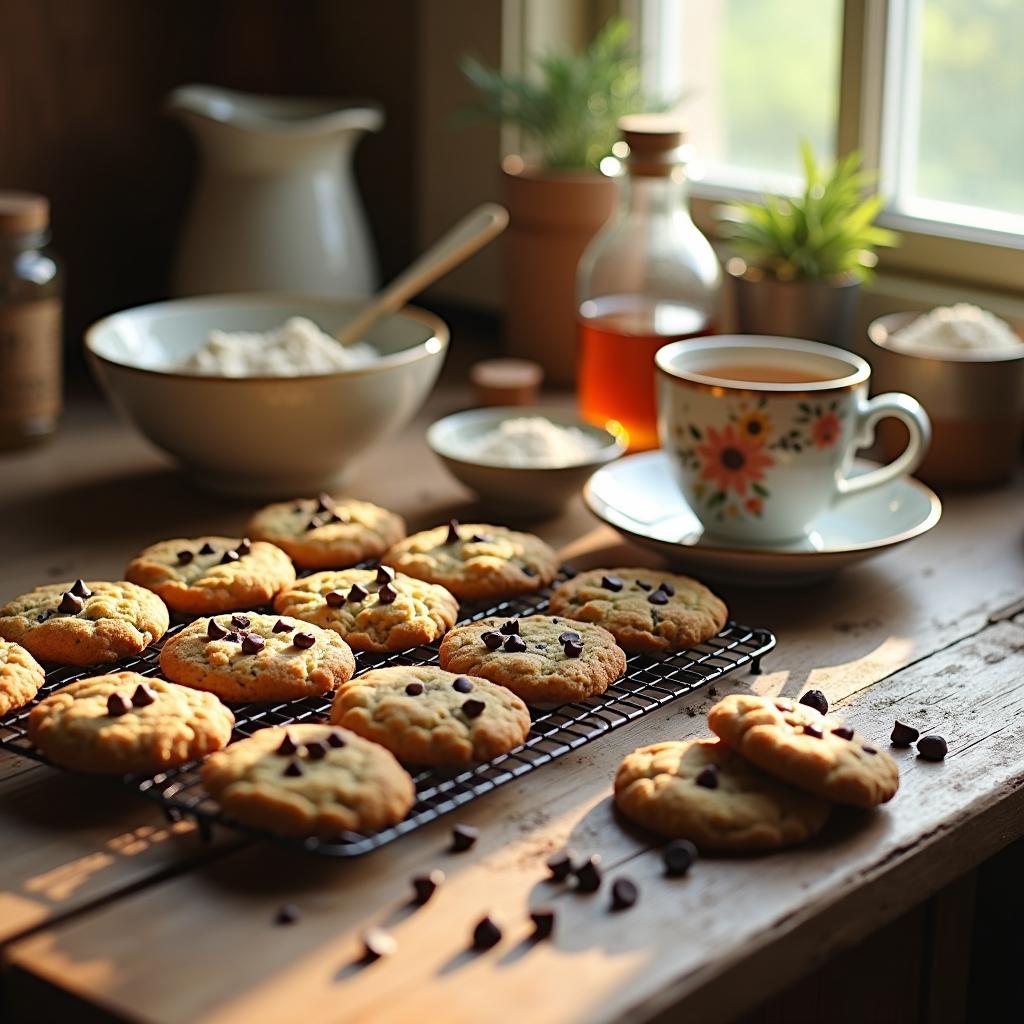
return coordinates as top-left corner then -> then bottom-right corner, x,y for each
578,295 -> 716,451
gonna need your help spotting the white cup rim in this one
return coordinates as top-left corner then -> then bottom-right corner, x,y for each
655,335 -> 870,393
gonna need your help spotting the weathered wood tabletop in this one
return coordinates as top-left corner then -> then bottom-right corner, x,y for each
2,359 -> 1023,1024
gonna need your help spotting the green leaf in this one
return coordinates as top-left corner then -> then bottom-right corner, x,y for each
752,482 -> 769,497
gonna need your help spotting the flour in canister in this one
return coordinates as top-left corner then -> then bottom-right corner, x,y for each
178,317 -> 379,376
465,417 -> 602,467
888,303 -> 1022,357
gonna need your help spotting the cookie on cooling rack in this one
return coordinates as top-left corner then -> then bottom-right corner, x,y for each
159,612 -> 355,703
201,723 -> 415,838
125,536 -> 296,615
27,672 -> 234,774
383,520 -> 558,601
0,639 -> 45,716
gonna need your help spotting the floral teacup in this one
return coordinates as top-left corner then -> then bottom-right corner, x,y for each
656,336 -> 931,545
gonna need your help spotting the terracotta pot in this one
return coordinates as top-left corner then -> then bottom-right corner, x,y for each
501,159 -> 617,386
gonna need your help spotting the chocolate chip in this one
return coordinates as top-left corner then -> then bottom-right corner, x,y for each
799,689 -> 829,716
348,583 -> 369,603
522,565 -> 537,578
546,850 -> 575,882
445,519 -> 460,545
862,744 -> 878,755
131,683 -> 156,708
917,734 -> 947,761
362,927 -> 397,961
207,618 -> 229,641
292,502 -> 305,513
831,725 -> 855,740
220,549 -> 240,564
803,724 -> 824,739
283,760 -> 303,777
891,720 -> 919,747
36,609 -> 56,622
573,855 -> 603,893
412,869 -> 445,905
242,634 -> 265,655
231,614 -> 251,629
499,620 -> 520,635
223,631 -> 242,644
663,839 -> 698,877
327,511 -> 348,525
503,635 -> 527,653
658,581 -> 676,596
405,682 -> 424,696
315,492 -> 333,512
237,538 -> 252,556
277,733 -> 298,755
375,565 -> 395,584
774,700 -> 792,712
472,915 -> 502,951
177,550 -> 194,565
305,740 -> 328,760
601,575 -> 624,592
325,590 -> 346,608
648,590 -> 669,606
450,824 -> 478,852
610,877 -> 639,911
293,631 -> 316,649
273,618 -> 293,633
306,516 -> 324,531
69,579 -> 92,598
695,765 -> 719,789
562,640 -> 584,658
530,908 -> 556,940
452,676 -> 474,693
558,630 -> 581,644
326,731 -> 346,748
274,904 -> 301,925
106,692 -> 132,717
377,582 -> 397,605
199,542 -> 216,555
461,698 -> 486,719
481,631 -> 503,651
470,533 -> 491,543
635,579 -> 653,591
58,591 -> 84,614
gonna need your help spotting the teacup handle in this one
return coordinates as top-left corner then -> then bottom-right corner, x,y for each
836,392 -> 932,499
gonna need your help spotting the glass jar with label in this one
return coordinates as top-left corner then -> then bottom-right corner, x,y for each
0,192 -> 63,449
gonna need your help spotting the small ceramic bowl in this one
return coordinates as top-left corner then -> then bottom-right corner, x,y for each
427,406 -> 625,518
86,294 -> 448,496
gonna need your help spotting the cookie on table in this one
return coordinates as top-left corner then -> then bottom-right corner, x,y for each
708,694 -> 899,808
247,494 -> 406,570
438,614 -> 626,705
383,520 -> 558,601
27,672 -> 234,774
331,666 -> 531,766
614,738 -> 830,853
273,566 -> 458,652
125,536 -> 296,615
549,568 -> 728,653
159,612 -> 355,703
0,580 -> 169,667
201,723 -> 415,838
0,639 -> 46,717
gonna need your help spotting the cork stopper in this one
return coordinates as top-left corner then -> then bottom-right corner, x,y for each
0,191 -> 49,235
618,115 -> 687,177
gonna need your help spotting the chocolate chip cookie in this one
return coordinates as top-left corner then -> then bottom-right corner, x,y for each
0,580 -> 169,666
0,639 -> 45,716
273,566 -> 458,652
159,613 -> 355,703
247,494 -> 406,570
614,738 -> 830,853
549,568 -> 728,652
383,520 -> 558,601
438,614 -> 626,705
708,694 -> 900,808
125,536 -> 296,615
27,672 -> 234,774
201,723 -> 415,838
331,666 -> 531,765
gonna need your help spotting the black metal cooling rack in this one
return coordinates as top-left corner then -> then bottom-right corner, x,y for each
0,581 -> 775,858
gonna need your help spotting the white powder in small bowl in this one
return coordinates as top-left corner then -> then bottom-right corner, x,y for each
464,417 -> 603,467
889,303 -> 1023,357
178,317 -> 379,376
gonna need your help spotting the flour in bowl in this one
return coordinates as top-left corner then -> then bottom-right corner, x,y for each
889,303 -> 1022,357
465,417 -> 601,467
178,317 -> 379,376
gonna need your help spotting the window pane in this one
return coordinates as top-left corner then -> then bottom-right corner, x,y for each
648,0 -> 843,187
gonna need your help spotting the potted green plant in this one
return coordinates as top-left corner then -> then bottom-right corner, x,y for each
461,18 -> 660,384
716,142 -> 898,350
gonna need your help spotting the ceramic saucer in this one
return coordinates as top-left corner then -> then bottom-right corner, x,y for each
583,450 -> 942,587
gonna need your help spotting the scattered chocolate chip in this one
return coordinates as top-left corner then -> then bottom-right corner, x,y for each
237,538 -> 252,557
472,915 -> 502,951
450,824 -> 478,852
658,581 -> 676,596
362,927 -> 397,961
277,733 -> 298,756
274,904 -> 301,925
695,765 -> 719,789
292,502 -> 305,513
177,550 -> 194,565
503,635 -> 527,653
305,739 -> 328,760
573,855 -> 603,893
481,631 -> 503,651
69,579 -> 92,598
58,591 -> 84,614
325,590 -> 346,608
198,542 -> 216,555
315,492 -> 333,512
862,744 -> 878,755
601,575 -> 624,592
499,620 -> 520,635
522,566 -> 537,578
36,609 -> 56,622
453,676 -> 474,693
461,698 -> 486,719
635,579 -> 653,591
648,590 -> 669,606
445,519 -> 461,545
708,686 -> 718,696
272,618 -> 293,633
131,683 -> 156,708
327,511 -> 348,525
405,682 -> 424,696
774,700 -> 791,712
799,689 -> 829,716
546,850 -> 575,882
327,731 -> 346,748
375,565 -> 395,584
377,582 -> 397,605
207,618 -> 229,641
536,643 -> 547,650
306,516 -> 324,531
293,631 -> 316,649
106,692 -> 132,717
917,734 -> 947,761
220,549 -> 240,564
562,640 -> 584,658
803,724 -> 824,739
831,725 -> 855,741
348,583 -> 369,603
610,877 -> 639,911
663,839 -> 698,877
891,720 -> 919,747
242,634 -> 266,656
558,630 -> 581,644
470,533 -> 491,543
283,760 -> 303,777
231,614 -> 251,629
530,908 -> 556,940
412,869 -> 445,905
223,631 -> 242,644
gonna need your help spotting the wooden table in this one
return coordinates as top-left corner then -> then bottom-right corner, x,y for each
2,361 -> 1024,1023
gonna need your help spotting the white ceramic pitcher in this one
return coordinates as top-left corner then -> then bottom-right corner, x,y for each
167,84 -> 383,298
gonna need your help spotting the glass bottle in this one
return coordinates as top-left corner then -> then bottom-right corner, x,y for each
0,192 -> 63,449
577,116 -> 720,451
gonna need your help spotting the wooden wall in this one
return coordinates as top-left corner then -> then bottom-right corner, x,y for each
0,0 -> 420,370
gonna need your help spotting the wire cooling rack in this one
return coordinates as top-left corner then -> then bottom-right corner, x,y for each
0,579 -> 775,858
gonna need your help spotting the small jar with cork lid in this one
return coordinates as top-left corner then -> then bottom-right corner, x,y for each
0,191 -> 63,449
